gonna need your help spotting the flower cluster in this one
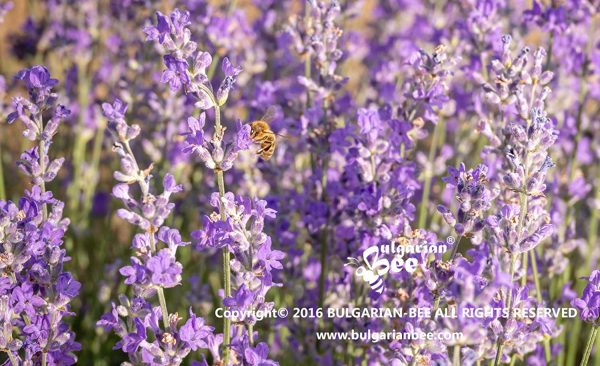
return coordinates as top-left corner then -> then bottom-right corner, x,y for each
1,66 -> 80,364
193,192 -> 284,363
181,112 -> 251,172
438,163 -> 491,240
145,9 -> 242,108
145,8 -> 282,365
97,98 -> 217,365
477,39 -> 560,364
287,0 -> 346,95
572,270 -> 600,325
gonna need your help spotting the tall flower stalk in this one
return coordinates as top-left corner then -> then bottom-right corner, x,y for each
285,0 -> 346,340
145,9 -> 283,365
98,98 -> 217,364
572,270 -> 599,366
3,66 -> 81,365
477,38 -> 557,366
144,9 -> 237,362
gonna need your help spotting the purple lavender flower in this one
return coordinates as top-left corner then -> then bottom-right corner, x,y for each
145,8 -> 286,364
2,66 -> 80,364
179,310 -> 214,351
245,342 -> 278,366
216,57 -> 243,105
572,273 -> 599,366
162,55 -> 191,92
439,163 -> 491,240
257,240 -> 285,272
147,249 -> 183,288
572,270 -> 600,324
98,98 -> 215,364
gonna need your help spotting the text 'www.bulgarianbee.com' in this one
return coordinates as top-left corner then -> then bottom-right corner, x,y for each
315,329 -> 464,343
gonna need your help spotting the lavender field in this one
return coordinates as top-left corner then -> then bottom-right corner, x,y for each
0,1 -> 599,365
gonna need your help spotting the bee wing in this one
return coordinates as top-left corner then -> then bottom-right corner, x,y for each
275,132 -> 298,141
258,108 -> 298,141
260,106 -> 278,124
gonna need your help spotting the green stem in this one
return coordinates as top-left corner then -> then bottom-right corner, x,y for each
448,236 -> 463,262
221,193 -> 231,365
529,250 -> 542,302
517,170 -> 531,288
318,155 -> 330,311
317,155 -> 330,352
418,120 -> 443,228
197,83 -> 231,364
563,63 -> 590,366
211,99 -> 232,365
370,154 -> 377,183
515,77 -> 537,286
493,343 -> 505,366
558,271 -> 569,366
207,55 -> 221,81
38,137 -> 48,220
529,249 -> 551,363
410,351 -> 418,366
67,62 -> 92,217
318,227 -> 328,310
432,296 -> 441,314
545,32 -> 554,69
520,250 -> 528,287
81,120 -> 107,225
0,142 -> 5,200
157,288 -> 170,330
480,53 -> 488,81
593,172 -> 600,366
587,168 -> 600,273
149,231 -> 170,330
7,351 -> 18,366
227,0 -> 238,14
453,345 -> 460,366
494,254 -> 517,366
569,68 -> 588,184
567,319 -> 583,366
303,2 -> 313,107
594,329 -> 600,366
248,324 -> 254,345
346,340 -> 354,365
581,327 -> 598,366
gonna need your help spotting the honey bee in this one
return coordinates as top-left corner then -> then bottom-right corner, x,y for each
250,107 -> 280,160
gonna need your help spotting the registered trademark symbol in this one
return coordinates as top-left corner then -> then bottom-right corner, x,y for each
446,236 -> 455,244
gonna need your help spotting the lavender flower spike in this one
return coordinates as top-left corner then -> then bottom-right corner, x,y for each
97,99 -> 215,365
2,66 -> 80,365
572,270 -> 600,366
146,8 -> 280,365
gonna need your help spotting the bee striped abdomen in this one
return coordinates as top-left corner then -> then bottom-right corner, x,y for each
250,120 -> 277,160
